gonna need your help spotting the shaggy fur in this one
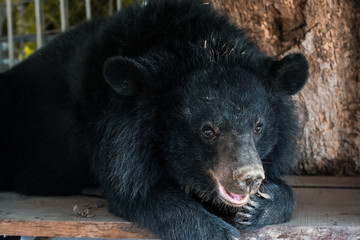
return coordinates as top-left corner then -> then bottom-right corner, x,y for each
0,0 -> 308,239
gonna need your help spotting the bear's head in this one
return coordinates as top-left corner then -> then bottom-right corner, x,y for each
103,52 -> 308,208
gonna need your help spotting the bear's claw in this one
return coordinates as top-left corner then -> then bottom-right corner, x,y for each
237,220 -> 252,225
248,199 -> 260,208
242,205 -> 255,212
257,190 -> 271,200
236,212 -> 251,218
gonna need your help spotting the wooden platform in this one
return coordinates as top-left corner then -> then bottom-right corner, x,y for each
0,177 -> 359,239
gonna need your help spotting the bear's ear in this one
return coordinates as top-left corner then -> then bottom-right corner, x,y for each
270,53 -> 309,95
103,56 -> 149,96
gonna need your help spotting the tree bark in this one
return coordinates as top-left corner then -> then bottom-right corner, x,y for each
210,0 -> 360,175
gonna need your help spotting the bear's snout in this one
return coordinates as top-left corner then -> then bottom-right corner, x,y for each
233,165 -> 265,194
209,164 -> 265,207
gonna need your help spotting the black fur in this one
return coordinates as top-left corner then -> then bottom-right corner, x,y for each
0,1 -> 308,239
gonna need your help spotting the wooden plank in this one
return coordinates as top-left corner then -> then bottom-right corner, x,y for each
289,187 -> 360,227
0,177 -> 359,239
0,192 -> 158,239
0,220 -> 157,239
287,176 -> 360,188
241,226 -> 360,239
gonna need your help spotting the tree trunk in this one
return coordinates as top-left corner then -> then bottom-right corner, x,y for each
210,0 -> 360,175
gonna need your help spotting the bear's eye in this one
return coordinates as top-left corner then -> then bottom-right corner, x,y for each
254,122 -> 263,135
202,126 -> 215,138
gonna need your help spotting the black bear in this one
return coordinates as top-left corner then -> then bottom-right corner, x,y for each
0,0 -> 309,239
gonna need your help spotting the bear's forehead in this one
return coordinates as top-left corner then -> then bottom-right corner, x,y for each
174,65 -> 272,124
181,85 -> 271,123
183,68 -> 269,106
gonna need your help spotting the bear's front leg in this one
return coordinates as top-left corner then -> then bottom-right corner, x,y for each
234,178 -> 295,230
106,183 -> 241,240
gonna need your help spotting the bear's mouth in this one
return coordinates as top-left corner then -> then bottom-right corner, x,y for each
217,183 -> 249,207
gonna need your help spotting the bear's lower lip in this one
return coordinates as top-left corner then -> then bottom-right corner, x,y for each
217,183 -> 249,207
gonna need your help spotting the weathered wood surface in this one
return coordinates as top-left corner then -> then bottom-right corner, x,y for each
286,176 -> 360,188
0,177 -> 359,239
0,194 -> 157,239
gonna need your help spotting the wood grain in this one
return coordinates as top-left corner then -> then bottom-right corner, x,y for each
287,176 -> 360,188
0,193 -> 157,239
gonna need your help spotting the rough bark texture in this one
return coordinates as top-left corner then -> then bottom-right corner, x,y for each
210,0 -> 360,175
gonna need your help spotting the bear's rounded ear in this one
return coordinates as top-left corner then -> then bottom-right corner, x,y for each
270,53 -> 309,95
103,56 -> 148,96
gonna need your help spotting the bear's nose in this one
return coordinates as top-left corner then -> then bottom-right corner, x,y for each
238,176 -> 263,192
233,166 -> 265,194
